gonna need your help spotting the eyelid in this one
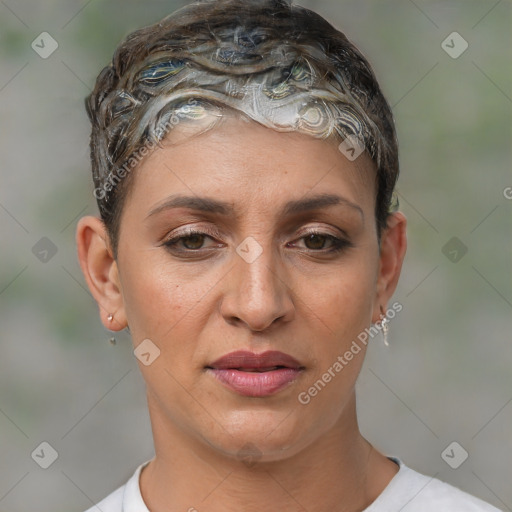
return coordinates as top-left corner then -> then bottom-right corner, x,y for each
289,228 -> 352,251
161,225 -> 352,255
161,225 -> 224,244
295,225 -> 349,240
162,223 -> 347,244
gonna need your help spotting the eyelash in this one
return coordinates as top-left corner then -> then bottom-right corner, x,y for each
161,227 -> 352,254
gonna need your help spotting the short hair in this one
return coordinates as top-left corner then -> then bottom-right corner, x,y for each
85,0 -> 399,259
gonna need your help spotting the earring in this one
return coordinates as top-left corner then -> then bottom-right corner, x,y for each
380,305 -> 389,347
107,314 -> 116,345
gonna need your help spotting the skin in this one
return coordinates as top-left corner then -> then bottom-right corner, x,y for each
76,115 -> 407,512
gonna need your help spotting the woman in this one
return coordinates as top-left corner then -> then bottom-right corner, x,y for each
76,0 -> 501,510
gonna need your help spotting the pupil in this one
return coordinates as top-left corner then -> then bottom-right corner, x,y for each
184,234 -> 203,249
306,234 -> 325,249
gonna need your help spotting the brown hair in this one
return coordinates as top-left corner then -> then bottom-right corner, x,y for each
85,0 -> 399,259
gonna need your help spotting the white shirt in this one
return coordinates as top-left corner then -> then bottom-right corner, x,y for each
84,456 -> 502,511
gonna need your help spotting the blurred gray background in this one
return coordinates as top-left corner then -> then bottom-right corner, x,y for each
0,0 -> 511,510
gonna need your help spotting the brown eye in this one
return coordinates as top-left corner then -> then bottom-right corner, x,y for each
291,230 -> 352,254
180,233 -> 206,250
303,233 -> 329,250
162,230 -> 215,252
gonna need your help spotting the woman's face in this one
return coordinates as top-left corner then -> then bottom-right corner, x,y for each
104,116 -> 399,461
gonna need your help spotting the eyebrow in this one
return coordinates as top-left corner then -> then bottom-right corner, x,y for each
146,192 -> 364,219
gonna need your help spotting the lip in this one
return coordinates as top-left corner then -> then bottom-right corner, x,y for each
206,350 -> 304,398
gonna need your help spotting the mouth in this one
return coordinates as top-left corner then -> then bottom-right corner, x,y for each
225,366 -> 287,372
206,350 -> 303,371
205,350 -> 304,397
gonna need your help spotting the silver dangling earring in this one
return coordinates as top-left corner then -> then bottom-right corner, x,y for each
380,305 -> 389,347
107,313 -> 116,345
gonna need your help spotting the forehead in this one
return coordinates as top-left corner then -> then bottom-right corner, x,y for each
126,115 -> 377,219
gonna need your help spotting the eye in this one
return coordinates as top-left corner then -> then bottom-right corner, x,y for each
292,230 -> 352,253
161,228 -> 352,256
162,229 -> 217,252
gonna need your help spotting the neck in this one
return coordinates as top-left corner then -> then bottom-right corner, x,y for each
140,392 -> 398,512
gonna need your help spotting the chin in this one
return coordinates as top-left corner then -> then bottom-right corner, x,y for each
205,409 -> 310,463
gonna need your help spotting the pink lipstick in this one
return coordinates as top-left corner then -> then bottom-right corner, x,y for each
206,350 -> 304,397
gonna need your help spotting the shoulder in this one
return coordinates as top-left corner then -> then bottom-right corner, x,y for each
407,474 -> 502,511
366,457 -> 503,512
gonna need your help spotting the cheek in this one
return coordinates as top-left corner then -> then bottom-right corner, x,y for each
309,253 -> 379,338
119,251 -> 227,384
296,258 -> 378,423
119,252 -> 198,340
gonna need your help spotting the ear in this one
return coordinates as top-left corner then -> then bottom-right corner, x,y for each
372,211 -> 407,323
75,216 -> 127,331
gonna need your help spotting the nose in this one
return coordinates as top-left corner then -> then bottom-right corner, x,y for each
220,239 -> 295,332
